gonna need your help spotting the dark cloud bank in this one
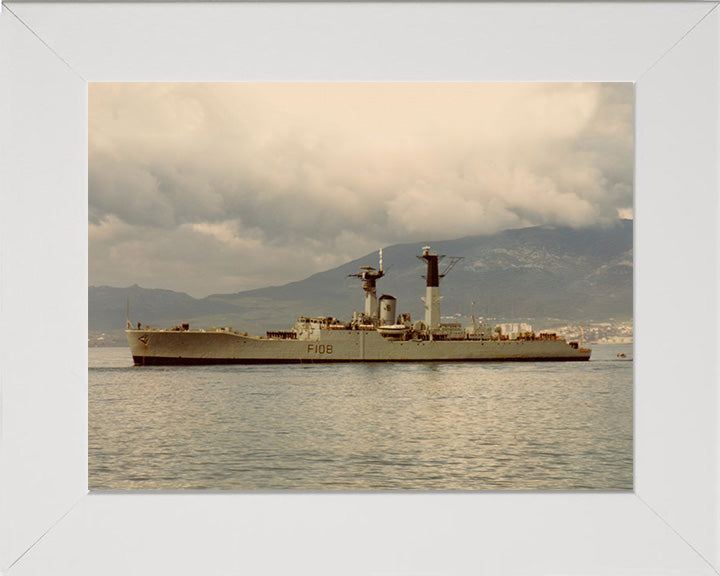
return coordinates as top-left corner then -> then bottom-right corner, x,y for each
90,83 -> 633,297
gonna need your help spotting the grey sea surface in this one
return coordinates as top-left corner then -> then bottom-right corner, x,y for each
89,344 -> 633,490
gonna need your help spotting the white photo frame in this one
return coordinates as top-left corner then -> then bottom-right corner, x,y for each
1,2 -> 718,574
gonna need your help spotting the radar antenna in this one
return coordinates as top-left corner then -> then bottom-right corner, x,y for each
348,249 -> 385,321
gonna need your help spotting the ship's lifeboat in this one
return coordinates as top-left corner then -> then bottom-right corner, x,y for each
376,324 -> 411,340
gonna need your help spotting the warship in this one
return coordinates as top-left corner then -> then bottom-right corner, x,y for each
126,247 -> 591,365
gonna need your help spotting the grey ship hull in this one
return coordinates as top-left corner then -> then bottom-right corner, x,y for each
126,329 -> 591,365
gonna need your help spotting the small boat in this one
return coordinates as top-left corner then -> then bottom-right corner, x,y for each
376,325 -> 412,340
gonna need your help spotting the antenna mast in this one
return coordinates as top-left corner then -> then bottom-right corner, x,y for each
418,247 -> 463,330
419,247 -> 441,329
348,249 -> 385,321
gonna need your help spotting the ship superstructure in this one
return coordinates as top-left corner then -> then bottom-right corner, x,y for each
126,247 -> 591,365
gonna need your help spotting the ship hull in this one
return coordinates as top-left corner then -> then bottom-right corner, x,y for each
126,329 -> 591,365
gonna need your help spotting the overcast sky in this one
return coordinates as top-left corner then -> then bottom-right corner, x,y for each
89,82 -> 633,298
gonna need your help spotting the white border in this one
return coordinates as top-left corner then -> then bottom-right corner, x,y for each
1,3 -> 719,575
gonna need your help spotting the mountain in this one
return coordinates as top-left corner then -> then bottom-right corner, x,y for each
90,221 -> 632,342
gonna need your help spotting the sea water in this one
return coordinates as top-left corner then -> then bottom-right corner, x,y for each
89,344 -> 632,490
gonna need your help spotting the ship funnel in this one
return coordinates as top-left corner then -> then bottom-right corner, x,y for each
379,294 -> 397,326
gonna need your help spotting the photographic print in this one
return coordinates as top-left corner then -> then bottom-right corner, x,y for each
89,82 -> 633,490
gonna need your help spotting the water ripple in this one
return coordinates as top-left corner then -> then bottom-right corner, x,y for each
89,344 -> 632,490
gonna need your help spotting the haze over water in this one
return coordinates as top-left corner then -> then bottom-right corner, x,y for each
89,344 -> 632,490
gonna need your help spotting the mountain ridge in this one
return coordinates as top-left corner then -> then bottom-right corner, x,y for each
90,221 -> 633,341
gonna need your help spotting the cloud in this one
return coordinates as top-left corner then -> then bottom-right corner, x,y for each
89,82 -> 633,296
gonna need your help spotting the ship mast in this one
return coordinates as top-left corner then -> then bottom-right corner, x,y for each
348,249 -> 384,321
418,247 -> 463,330
419,247 -> 441,329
